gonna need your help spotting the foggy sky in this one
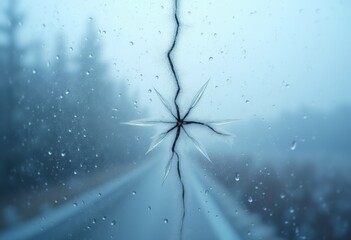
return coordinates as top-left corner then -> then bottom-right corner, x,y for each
8,0 -> 351,120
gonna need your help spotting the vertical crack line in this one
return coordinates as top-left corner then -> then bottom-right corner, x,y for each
171,127 -> 185,239
167,0 -> 181,119
167,0 -> 185,238
177,154 -> 186,239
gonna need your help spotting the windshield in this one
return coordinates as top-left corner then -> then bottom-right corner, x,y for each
1,0 -> 350,240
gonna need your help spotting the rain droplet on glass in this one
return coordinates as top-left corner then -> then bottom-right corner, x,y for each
235,173 -> 240,182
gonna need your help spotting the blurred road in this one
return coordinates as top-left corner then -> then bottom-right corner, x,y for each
0,157 -> 281,240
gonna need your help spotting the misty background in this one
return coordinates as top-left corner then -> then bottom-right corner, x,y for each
0,0 -> 350,239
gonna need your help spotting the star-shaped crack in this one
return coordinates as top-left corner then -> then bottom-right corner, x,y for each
121,0 -> 235,238
123,81 -> 235,181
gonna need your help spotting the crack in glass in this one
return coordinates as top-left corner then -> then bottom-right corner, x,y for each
122,0 -> 235,238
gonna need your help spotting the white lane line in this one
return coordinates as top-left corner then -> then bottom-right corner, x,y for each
0,160 -> 155,240
186,162 -> 242,240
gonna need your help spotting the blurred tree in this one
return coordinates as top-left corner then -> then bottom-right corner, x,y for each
73,22 -> 108,170
70,21 -> 145,175
0,3 -> 147,195
34,35 -> 75,181
0,0 -> 28,191
0,0 -> 51,191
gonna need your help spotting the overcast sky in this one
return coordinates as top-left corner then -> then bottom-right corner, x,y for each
5,0 -> 351,121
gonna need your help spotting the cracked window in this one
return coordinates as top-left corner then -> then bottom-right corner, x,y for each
1,0 -> 351,240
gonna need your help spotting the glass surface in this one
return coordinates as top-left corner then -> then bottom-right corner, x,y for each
1,0 -> 350,239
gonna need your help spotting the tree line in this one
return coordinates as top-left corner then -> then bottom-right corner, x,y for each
0,0 -> 144,193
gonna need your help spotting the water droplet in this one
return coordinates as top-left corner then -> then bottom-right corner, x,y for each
147,206 -> 152,211
86,71 -> 90,76
102,216 -> 107,220
88,54 -> 93,58
148,89 -> 152,93
56,55 -> 60,60
290,141 -> 297,150
48,151 -> 52,155
110,220 -> 116,226
32,69 -> 37,74
163,219 -> 168,224
248,196 -> 253,203
61,152 -> 66,157
235,173 -> 240,182
280,194 -> 286,199
245,99 -> 250,103
129,41 -> 134,46
205,189 -> 209,195
155,75 -> 159,79
73,202 -> 78,207
247,230 -> 251,236
65,90 -> 70,95
132,191 -> 136,195
92,218 -> 97,224
208,57 -> 213,60
73,170 -> 77,175
69,47 -> 73,51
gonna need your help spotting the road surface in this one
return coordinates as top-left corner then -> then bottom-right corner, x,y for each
0,156 -> 281,240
